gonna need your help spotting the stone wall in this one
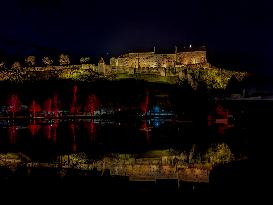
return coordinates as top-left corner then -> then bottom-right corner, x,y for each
176,51 -> 207,65
110,49 -> 207,69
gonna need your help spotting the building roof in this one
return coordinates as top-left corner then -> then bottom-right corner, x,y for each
178,46 -> 206,52
115,45 -> 206,58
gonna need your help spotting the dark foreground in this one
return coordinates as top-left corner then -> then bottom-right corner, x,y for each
1,160 -> 253,197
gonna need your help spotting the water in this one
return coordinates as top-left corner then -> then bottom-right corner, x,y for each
1,81 -> 269,187
0,110 -> 247,163
0,118 -> 197,156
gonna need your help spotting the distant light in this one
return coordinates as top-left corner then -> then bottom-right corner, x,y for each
153,106 -> 160,113
189,44 -> 192,48
154,120 -> 160,128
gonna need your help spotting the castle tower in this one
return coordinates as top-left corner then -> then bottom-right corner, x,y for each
98,57 -> 106,74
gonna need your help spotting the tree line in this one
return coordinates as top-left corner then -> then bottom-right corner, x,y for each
0,54 -> 92,69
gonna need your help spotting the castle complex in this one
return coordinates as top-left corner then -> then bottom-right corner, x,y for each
110,46 -> 207,69
0,45 -> 248,89
0,45 -> 207,77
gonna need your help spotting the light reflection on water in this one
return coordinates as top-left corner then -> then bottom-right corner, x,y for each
0,118 -> 172,147
0,143 -> 238,183
0,111 -> 249,183
0,116 -> 245,158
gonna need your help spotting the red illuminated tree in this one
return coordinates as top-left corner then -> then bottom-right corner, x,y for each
44,99 -> 52,117
53,94 -> 59,118
29,100 -> 42,118
70,85 -> 81,115
28,124 -> 41,136
140,90 -> 149,115
7,94 -> 22,118
85,94 -> 99,116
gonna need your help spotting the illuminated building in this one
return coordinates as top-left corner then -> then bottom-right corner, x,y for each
0,45 -> 248,89
98,57 -> 106,74
110,46 -> 207,69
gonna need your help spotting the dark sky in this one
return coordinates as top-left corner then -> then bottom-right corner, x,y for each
0,0 -> 273,75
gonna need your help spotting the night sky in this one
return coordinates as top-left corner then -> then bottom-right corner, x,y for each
0,0 -> 272,75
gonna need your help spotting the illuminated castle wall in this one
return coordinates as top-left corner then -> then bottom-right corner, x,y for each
110,46 -> 207,69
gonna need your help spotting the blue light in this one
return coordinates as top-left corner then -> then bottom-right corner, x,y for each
153,118 -> 160,128
153,106 -> 160,113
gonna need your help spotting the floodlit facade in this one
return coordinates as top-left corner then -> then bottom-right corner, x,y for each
110,46 -> 207,69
